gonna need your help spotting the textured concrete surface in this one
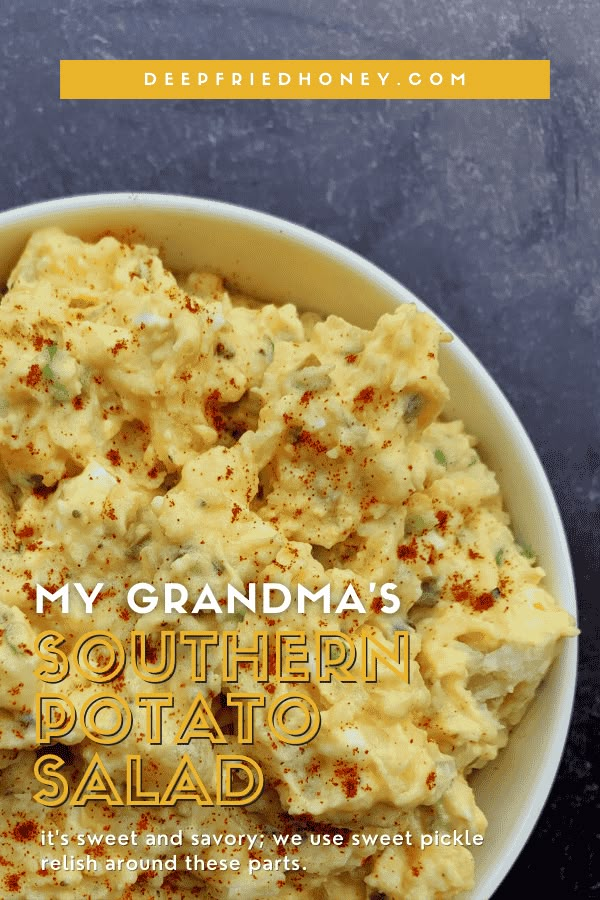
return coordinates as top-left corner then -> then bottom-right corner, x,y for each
0,0 -> 598,895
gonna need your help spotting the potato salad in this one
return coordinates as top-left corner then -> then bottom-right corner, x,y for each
0,230 -> 575,899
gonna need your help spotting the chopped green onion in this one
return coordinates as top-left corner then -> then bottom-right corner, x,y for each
468,454 -> 478,467
47,343 -> 58,361
434,448 -> 447,466
41,360 -> 69,404
51,383 -> 69,404
495,549 -> 504,566
518,542 -> 536,561
405,513 -> 427,536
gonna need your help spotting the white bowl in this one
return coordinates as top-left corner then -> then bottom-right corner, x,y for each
0,193 -> 577,898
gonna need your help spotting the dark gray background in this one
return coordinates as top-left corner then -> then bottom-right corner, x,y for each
1,0 -> 598,896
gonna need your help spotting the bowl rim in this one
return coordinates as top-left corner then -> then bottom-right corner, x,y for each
0,191 -> 578,898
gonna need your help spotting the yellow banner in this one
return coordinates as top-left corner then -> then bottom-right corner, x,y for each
60,60 -> 550,100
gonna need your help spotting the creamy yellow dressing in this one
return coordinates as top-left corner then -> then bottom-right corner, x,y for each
0,229 -> 575,899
